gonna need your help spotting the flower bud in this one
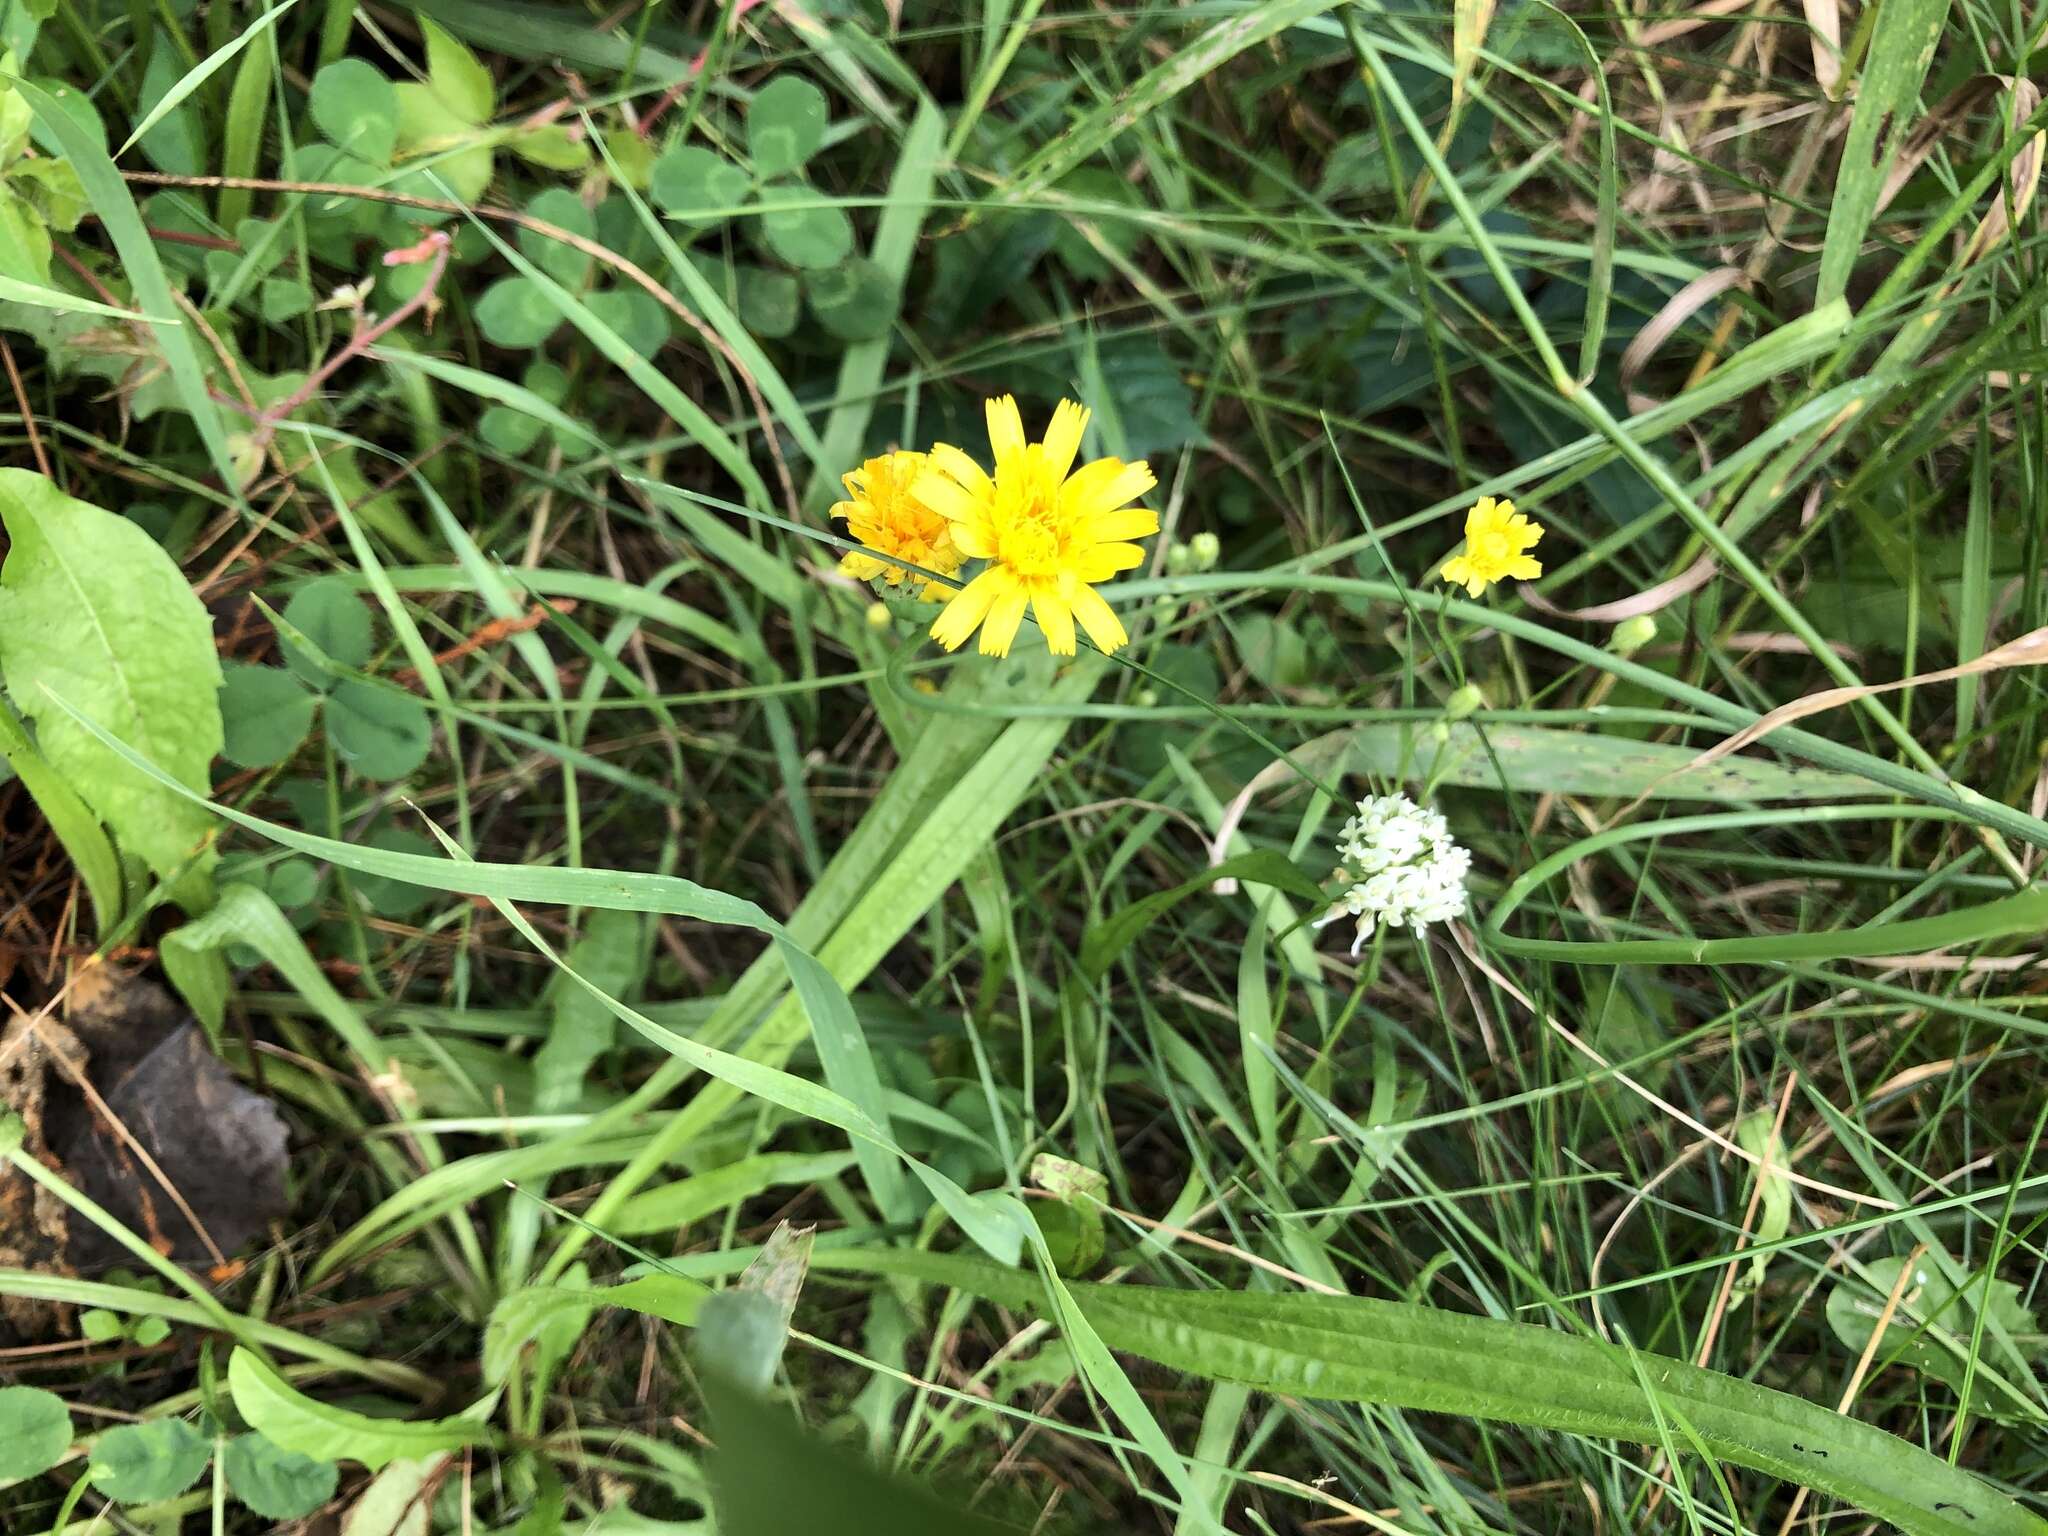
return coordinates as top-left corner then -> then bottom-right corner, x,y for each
1134,688 -> 1159,707
865,601 -> 892,629
1166,540 -> 1193,573
1189,531 -> 1220,570
1610,615 -> 1658,656
1445,683 -> 1483,721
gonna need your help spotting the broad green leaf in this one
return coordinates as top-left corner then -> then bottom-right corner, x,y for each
0,698 -> 121,929
0,57 -> 29,164
475,274 -> 563,349
1352,721 -> 1875,801
89,1418 -> 209,1503
391,85 -> 493,205
219,662 -> 316,769
419,15 -> 494,123
223,1431 -> 340,1520
0,470 -> 221,888
747,76 -> 828,178
0,1385 -> 72,1479
280,575 -> 374,683
326,680 -> 432,780
584,285 -> 669,357
600,125 -> 655,188
803,256 -> 895,341
518,186 -> 593,287
227,1349 -> 486,1471
649,144 -> 749,226
738,265 -> 800,338
309,58 -> 398,164
0,183 -> 48,284
827,1248 -> 2043,1536
261,276 -> 312,321
1081,850 -> 1322,980
479,404 -> 542,454
760,190 -> 853,268
510,122 -> 587,168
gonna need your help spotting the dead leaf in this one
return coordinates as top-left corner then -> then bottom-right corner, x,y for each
0,966 -> 291,1333
52,997 -> 290,1270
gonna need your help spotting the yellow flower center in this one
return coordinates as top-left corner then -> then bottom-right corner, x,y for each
1472,529 -> 1511,565
990,452 -> 1072,577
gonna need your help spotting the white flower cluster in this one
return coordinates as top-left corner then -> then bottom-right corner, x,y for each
1318,793 -> 1471,955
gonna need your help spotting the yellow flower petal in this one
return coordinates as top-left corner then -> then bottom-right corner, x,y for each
840,551 -> 885,580
1042,398 -> 1090,483
1083,508 -> 1160,544
1068,583 -> 1128,653
986,395 -> 1026,466
980,584 -> 1030,657
1033,587 -> 1076,656
1062,458 -> 1155,518
1076,542 -> 1146,582
911,469 -> 980,525
950,520 -> 998,560
927,442 -> 993,500
930,566 -> 1010,651
1439,497 -> 1546,598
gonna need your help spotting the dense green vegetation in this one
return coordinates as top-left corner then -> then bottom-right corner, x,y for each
1,0 -> 2047,1533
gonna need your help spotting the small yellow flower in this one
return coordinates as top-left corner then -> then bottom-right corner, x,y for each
917,396 -> 1157,658
832,450 -> 961,600
1439,496 -> 1544,597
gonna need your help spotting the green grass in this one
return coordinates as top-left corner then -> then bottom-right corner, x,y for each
3,0 -> 2048,1533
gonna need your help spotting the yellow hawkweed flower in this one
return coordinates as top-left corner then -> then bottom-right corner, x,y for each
917,396 -> 1157,657
832,450 -> 961,600
1439,496 -> 1544,597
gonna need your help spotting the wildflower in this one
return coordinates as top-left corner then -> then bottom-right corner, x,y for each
918,396 -> 1157,658
1317,793 -> 1471,955
1439,496 -> 1543,597
832,450 -> 961,600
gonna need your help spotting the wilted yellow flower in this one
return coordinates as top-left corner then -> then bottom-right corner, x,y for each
1439,496 -> 1544,597
832,450 -> 961,600
917,397 -> 1156,657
